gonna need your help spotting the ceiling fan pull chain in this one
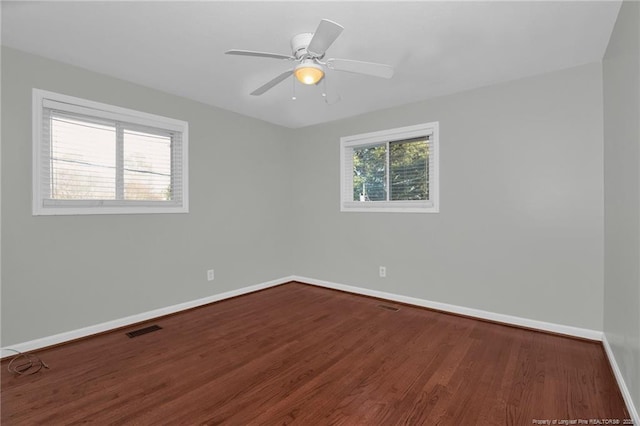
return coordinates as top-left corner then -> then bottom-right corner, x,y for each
291,75 -> 297,101
322,76 -> 328,99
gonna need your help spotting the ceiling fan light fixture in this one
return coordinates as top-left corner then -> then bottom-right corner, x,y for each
294,61 -> 324,85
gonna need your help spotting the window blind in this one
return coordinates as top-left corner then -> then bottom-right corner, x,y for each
47,111 -> 117,201
33,89 -> 188,215
42,108 -> 182,205
389,137 -> 429,201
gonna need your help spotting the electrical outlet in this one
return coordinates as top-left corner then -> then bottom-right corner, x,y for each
207,269 -> 215,281
379,266 -> 386,278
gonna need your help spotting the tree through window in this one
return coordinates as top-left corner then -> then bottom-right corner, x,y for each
341,122 -> 439,213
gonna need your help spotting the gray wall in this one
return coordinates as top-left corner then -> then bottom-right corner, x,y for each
1,47 -> 292,346
603,0 -> 640,416
290,63 -> 605,331
0,49 -> 611,344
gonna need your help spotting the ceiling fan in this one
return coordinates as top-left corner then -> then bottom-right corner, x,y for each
225,19 -> 394,98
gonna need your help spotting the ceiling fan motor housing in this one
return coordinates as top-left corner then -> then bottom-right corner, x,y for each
291,33 -> 315,59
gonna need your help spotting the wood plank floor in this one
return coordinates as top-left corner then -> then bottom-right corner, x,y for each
1,282 -> 631,425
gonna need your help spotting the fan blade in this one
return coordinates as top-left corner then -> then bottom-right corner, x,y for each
226,50 -> 294,60
307,19 -> 344,57
326,58 -> 394,79
250,70 -> 294,96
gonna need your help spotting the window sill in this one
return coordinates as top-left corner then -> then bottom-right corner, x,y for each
341,200 -> 438,213
34,200 -> 188,216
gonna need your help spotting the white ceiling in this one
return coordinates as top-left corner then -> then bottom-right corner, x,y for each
2,1 -> 621,128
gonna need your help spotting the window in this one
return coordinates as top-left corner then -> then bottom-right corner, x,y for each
32,89 -> 188,215
340,122 -> 439,213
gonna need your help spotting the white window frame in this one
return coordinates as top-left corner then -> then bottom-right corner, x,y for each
340,122 -> 439,213
32,89 -> 189,215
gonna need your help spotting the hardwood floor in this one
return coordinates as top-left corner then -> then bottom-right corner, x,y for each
1,282 -> 631,425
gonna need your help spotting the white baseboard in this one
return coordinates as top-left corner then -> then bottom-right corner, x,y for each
603,334 -> 640,425
1,276 -> 295,357
0,274 -> 603,351
292,275 -> 604,341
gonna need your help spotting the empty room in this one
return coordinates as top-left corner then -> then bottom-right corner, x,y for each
1,1 -> 638,424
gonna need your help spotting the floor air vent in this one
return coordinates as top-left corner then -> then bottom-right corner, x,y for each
377,304 -> 400,312
126,325 -> 162,338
